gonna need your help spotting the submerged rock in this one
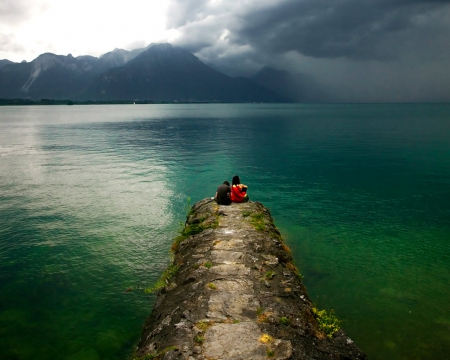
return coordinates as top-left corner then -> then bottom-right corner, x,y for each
135,198 -> 367,359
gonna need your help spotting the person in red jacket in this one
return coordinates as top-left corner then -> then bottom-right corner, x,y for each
230,175 -> 249,203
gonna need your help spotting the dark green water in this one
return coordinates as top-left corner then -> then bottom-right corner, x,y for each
0,104 -> 449,359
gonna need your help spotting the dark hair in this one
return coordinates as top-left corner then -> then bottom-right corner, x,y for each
223,180 -> 230,186
232,175 -> 240,186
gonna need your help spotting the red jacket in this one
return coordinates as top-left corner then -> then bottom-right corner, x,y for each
231,185 -> 247,202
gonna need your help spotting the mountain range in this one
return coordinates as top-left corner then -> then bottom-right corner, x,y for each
0,44 -> 294,103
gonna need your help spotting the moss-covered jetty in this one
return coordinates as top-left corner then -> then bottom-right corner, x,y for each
135,199 -> 367,359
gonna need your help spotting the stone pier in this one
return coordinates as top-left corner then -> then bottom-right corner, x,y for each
135,199 -> 367,360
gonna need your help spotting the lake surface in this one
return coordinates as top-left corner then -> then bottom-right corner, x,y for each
0,104 -> 449,359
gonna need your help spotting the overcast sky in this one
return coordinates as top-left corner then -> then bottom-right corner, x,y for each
1,0 -> 450,102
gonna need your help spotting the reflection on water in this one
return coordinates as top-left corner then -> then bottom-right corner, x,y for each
1,104 -> 450,359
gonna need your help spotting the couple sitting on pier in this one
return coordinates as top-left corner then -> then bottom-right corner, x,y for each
215,175 -> 249,205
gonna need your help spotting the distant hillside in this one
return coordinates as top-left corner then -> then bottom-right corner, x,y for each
0,60 -> 14,70
97,47 -> 147,69
0,44 -> 290,102
0,53 -> 100,99
81,44 -> 289,102
0,46 -> 148,100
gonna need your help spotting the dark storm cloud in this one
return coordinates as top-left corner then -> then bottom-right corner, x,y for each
169,0 -> 450,61
235,0 -> 450,60
167,0 -> 450,101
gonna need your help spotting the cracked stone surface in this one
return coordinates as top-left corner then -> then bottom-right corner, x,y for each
207,292 -> 260,320
210,250 -> 245,263
211,263 -> 251,277
203,322 -> 292,360
135,198 -> 367,360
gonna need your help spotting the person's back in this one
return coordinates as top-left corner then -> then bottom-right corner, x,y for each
215,181 -> 231,205
230,175 -> 249,203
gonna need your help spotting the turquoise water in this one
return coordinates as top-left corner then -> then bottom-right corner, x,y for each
0,104 -> 449,359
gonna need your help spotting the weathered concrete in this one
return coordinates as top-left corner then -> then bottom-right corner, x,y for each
135,199 -> 367,359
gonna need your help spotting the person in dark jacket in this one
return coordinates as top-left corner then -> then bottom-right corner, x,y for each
215,180 -> 231,205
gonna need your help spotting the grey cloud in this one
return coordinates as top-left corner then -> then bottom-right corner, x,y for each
0,34 -> 25,53
229,0 -> 450,60
0,0 -> 35,24
1,0 -> 48,27
168,0 -> 450,61
166,0 -> 213,28
171,22 -> 227,53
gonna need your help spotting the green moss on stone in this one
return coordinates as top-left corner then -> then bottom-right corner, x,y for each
312,307 -> 341,338
249,212 -> 265,231
145,263 -> 180,294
